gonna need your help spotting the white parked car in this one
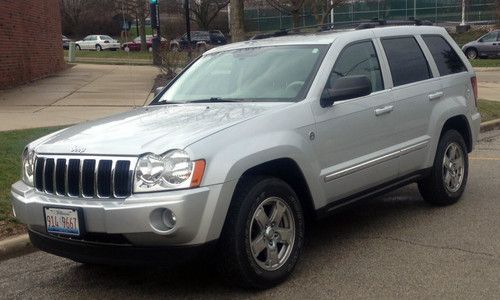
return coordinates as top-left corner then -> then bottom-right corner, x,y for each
75,35 -> 120,51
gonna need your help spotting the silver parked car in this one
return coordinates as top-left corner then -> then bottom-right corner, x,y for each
462,29 -> 500,59
75,35 -> 120,51
12,26 -> 480,288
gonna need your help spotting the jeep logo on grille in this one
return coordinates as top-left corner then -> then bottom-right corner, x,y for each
70,145 -> 86,153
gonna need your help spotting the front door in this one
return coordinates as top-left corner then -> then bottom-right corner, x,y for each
312,40 -> 399,204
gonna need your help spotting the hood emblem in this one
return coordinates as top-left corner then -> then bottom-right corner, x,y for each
70,145 -> 86,153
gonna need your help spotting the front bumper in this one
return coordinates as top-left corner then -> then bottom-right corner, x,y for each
11,180 -> 226,246
28,229 -> 216,266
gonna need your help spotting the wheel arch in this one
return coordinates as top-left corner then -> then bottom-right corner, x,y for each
236,158 -> 316,221
440,114 -> 473,153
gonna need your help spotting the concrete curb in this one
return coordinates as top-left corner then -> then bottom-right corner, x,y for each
0,120 -> 498,262
0,234 -> 36,262
480,118 -> 500,132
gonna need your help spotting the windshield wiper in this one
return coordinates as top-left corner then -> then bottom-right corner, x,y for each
187,97 -> 245,103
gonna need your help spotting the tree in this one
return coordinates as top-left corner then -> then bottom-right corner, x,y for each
309,0 -> 347,25
189,0 -> 230,30
265,0 -> 307,29
115,0 -> 149,51
229,0 -> 246,41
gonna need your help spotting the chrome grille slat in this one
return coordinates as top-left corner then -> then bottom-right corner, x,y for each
33,155 -> 134,199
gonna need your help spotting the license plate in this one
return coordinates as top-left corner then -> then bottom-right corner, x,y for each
44,207 -> 81,236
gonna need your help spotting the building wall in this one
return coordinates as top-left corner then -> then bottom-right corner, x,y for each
0,0 -> 65,89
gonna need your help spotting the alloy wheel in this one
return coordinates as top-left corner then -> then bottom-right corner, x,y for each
249,197 -> 295,271
442,142 -> 465,193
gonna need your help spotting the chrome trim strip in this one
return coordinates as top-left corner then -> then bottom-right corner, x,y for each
52,159 -> 57,195
399,141 -> 428,156
111,159 -> 117,198
94,159 -> 100,198
324,141 -> 429,182
325,151 -> 400,182
41,158 -> 47,192
64,159 -> 69,196
79,158 -> 84,198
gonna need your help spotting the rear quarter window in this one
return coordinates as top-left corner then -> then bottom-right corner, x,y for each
381,36 -> 431,87
422,35 -> 467,76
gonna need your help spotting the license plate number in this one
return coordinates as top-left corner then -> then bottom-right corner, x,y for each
44,207 -> 81,236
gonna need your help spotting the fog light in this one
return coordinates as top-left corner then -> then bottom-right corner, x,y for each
162,209 -> 176,229
150,208 -> 177,234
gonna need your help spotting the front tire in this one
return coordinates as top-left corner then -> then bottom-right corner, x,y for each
418,130 -> 468,206
466,48 -> 478,60
218,176 -> 305,289
75,45 -> 81,50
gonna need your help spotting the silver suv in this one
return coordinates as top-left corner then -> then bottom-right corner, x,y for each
12,26 -> 480,288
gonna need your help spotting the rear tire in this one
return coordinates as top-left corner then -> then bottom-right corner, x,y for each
218,176 -> 305,289
418,130 -> 468,206
95,45 -> 102,52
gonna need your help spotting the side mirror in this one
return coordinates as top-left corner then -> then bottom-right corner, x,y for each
478,38 -> 484,43
154,86 -> 165,97
321,75 -> 372,107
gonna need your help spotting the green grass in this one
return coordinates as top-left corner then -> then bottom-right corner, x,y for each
469,59 -> 500,68
449,28 -> 489,47
0,127 -> 64,223
478,99 -> 500,122
64,49 -> 153,60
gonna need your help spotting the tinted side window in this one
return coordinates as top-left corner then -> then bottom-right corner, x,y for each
326,41 -> 384,93
382,37 -> 431,87
422,35 -> 466,76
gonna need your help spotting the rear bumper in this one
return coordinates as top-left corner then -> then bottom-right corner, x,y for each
28,229 -> 216,266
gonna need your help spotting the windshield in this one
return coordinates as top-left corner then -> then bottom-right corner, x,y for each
156,45 -> 327,103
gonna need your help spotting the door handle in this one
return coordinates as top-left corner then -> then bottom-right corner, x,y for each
374,105 -> 393,116
428,91 -> 444,100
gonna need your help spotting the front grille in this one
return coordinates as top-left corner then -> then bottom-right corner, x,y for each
34,156 -> 134,198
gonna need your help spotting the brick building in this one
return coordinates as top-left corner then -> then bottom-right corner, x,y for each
0,0 -> 65,89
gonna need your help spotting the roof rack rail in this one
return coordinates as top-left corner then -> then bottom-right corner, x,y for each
250,18 -> 434,40
356,18 -> 433,29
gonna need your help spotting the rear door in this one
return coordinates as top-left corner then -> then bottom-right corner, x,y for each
380,35 -> 441,176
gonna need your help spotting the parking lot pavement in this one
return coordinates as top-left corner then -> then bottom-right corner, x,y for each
475,68 -> 500,102
0,130 -> 499,299
0,64 -> 159,131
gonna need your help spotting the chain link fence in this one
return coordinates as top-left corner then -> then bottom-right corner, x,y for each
244,0 -> 497,32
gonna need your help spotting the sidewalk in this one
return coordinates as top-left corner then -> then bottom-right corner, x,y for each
475,67 -> 500,102
0,64 -> 159,131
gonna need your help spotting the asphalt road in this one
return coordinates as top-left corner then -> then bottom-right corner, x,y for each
1,130 -> 500,299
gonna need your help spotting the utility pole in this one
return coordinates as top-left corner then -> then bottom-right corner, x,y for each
150,0 -> 161,65
184,0 -> 192,60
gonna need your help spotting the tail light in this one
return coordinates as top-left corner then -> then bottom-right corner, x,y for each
470,76 -> 478,107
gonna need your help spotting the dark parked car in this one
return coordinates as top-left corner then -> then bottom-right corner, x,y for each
462,29 -> 500,59
62,35 -> 71,49
170,30 -> 227,51
121,35 -> 168,52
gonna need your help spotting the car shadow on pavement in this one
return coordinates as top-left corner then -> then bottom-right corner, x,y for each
60,184 -> 433,297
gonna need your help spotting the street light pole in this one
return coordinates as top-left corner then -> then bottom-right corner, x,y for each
460,0 -> 466,25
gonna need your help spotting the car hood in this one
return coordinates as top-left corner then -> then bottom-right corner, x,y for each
32,102 -> 289,156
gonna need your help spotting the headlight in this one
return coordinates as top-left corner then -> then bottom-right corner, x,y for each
22,148 -> 35,186
133,150 -> 205,193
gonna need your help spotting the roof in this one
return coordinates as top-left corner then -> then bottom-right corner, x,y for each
205,25 -> 448,54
